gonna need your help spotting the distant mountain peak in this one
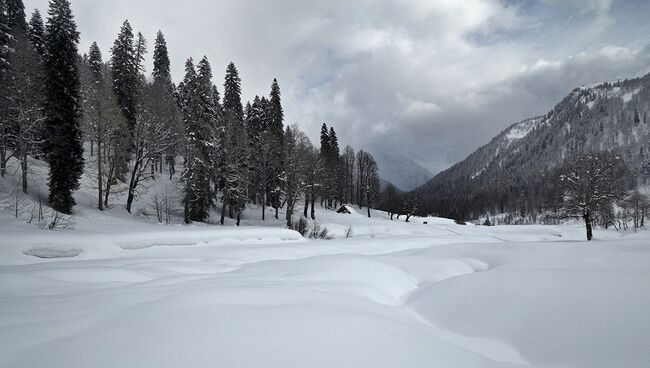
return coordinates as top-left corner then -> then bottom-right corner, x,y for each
373,151 -> 433,191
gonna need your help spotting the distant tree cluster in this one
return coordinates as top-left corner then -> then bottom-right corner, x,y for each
0,0 -> 382,227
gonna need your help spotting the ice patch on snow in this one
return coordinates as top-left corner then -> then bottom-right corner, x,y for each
23,247 -> 82,259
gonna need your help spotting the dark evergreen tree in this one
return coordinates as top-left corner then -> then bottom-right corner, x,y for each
328,127 -> 339,160
268,78 -> 284,140
150,30 -> 179,176
6,0 -> 26,31
220,62 -> 248,225
0,1 -> 10,71
222,62 -> 243,121
328,127 -> 346,206
87,41 -> 102,79
0,0 -> 13,177
245,97 -> 260,201
134,31 -> 146,75
152,30 -> 171,84
43,0 -> 83,214
27,9 -> 45,56
319,123 -> 329,158
267,78 -> 284,217
180,57 -> 218,223
110,20 -> 138,132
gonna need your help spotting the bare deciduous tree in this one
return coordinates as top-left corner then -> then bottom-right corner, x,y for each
126,84 -> 176,213
557,151 -> 630,241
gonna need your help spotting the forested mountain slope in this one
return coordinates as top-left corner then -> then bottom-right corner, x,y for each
418,74 -> 650,219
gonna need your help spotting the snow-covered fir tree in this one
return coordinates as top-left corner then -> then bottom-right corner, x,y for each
150,30 -> 180,176
267,78 -> 284,218
5,0 -> 26,31
180,57 -> 218,223
27,9 -> 44,56
110,20 -> 139,134
0,0 -> 14,178
42,0 -> 83,214
152,30 -> 171,85
218,62 -> 248,225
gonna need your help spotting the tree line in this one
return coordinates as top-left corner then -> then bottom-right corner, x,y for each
0,0 -> 386,227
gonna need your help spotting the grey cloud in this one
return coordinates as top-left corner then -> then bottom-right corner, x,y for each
23,0 -> 650,174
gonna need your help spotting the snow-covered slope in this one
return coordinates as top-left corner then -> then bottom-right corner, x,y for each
2,201 -> 649,368
1,148 -> 649,368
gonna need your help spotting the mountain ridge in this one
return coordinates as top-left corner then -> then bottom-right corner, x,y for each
417,73 -> 650,219
373,151 -> 433,191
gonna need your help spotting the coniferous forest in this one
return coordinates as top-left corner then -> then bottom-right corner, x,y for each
0,0 -> 387,227
2,0 -> 649,241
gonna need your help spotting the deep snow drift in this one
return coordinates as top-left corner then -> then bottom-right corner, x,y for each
1,157 -> 649,368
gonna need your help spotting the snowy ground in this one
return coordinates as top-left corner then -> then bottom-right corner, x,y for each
1,157 -> 650,367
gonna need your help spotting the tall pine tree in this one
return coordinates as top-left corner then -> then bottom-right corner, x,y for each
110,20 -> 138,133
0,1 -> 10,71
0,0 -> 12,177
43,0 -> 83,214
222,62 -> 243,121
181,57 -> 218,223
268,78 -> 284,217
220,62 -> 248,225
152,30 -> 171,84
27,9 -> 45,56
6,0 -> 26,31
151,30 -> 179,176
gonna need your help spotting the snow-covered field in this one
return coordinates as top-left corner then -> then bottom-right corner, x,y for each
1,158 -> 650,368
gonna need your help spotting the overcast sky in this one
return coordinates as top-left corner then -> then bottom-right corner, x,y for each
24,0 -> 650,173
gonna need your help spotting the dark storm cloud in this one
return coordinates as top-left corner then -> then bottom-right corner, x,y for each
23,0 -> 650,172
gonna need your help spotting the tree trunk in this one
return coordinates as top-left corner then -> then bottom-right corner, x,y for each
641,208 -> 646,227
286,186 -> 293,227
126,158 -> 141,213
304,192 -> 309,218
104,162 -> 114,208
0,147 -> 6,178
262,192 -> 266,221
90,140 -> 94,157
584,212 -> 593,241
367,205 -> 371,218
286,203 -> 292,227
184,183 -> 191,224
21,152 -> 28,194
97,140 -> 103,210
220,194 -> 227,225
